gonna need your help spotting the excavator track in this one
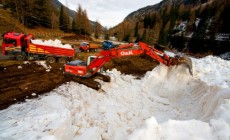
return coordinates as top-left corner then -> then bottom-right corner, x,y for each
64,73 -> 110,90
92,73 -> 111,82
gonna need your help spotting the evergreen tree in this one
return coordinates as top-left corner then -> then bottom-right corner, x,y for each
72,19 -> 77,33
33,0 -> 52,28
143,15 -> 149,29
3,0 -> 53,28
134,22 -> 139,38
94,20 -> 102,39
123,34 -> 130,42
219,1 -> 230,33
76,4 -> 83,34
141,29 -> 147,42
188,14 -> 210,53
59,5 -> 69,32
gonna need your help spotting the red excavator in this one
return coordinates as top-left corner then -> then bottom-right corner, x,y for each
63,42 -> 193,90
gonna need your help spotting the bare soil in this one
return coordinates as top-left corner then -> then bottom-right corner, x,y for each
0,62 -> 68,109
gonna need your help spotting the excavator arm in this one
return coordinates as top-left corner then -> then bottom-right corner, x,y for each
86,42 -> 193,76
64,41 -> 193,90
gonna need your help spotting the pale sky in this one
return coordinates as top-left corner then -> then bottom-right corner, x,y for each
58,0 -> 162,28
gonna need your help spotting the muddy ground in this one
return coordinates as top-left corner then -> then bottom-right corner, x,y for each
0,55 -> 158,110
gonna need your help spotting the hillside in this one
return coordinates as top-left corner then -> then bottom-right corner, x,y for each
125,0 -> 210,20
109,0 -> 229,56
0,0 -> 102,40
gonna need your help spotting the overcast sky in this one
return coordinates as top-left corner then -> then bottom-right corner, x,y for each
58,0 -> 162,28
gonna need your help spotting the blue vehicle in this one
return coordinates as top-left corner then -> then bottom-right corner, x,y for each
102,41 -> 115,50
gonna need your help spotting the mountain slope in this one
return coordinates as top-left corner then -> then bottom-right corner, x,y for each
125,0 -> 210,20
108,0 -> 229,55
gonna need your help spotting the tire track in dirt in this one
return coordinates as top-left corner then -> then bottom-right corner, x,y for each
0,62 -> 69,109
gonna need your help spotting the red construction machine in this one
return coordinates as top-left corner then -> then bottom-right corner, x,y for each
1,32 -> 75,63
63,42 -> 193,90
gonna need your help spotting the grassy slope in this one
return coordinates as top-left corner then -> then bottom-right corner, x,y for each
0,8 -> 74,40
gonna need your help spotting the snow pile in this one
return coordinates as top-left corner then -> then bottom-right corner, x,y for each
31,39 -> 72,49
192,55 -> 230,88
0,56 -> 230,140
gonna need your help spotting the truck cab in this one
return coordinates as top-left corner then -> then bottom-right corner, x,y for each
102,40 -> 115,50
79,42 -> 90,52
1,32 -> 26,56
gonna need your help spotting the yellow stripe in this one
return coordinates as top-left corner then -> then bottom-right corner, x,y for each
37,48 -> 44,51
29,50 -> 36,52
29,44 -> 36,48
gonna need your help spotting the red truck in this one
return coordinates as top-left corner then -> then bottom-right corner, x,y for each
79,42 -> 98,52
1,32 -> 75,63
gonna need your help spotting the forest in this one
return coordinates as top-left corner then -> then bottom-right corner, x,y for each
109,0 -> 230,55
1,0 -> 102,38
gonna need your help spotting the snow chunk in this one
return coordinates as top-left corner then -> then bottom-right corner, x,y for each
31,39 -> 72,49
36,61 -> 51,71
18,66 -> 22,69
129,117 -> 214,140
23,61 -> 30,64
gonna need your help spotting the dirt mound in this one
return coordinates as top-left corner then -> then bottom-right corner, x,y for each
104,54 -> 159,76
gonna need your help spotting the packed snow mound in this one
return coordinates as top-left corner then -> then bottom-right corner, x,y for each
192,55 -> 230,88
0,55 -> 230,140
31,39 -> 72,49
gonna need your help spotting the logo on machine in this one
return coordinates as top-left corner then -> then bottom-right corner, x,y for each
120,51 -> 133,56
78,70 -> 83,74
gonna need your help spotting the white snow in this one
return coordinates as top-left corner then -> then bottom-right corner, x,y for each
195,18 -> 201,27
18,65 -> 22,69
0,55 -> 230,140
36,61 -> 51,71
31,39 -> 72,49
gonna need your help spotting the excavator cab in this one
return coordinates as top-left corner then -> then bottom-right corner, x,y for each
64,56 -> 104,77
64,60 -> 87,76
87,56 -> 104,73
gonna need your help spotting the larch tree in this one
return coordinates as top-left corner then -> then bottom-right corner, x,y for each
82,9 -> 91,35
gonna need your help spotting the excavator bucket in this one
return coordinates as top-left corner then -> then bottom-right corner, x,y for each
179,56 -> 193,76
